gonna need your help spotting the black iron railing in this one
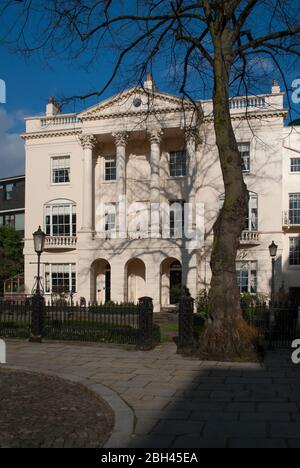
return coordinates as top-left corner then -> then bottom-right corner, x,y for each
43,302 -> 140,344
0,300 -> 31,338
177,298 -> 299,351
241,301 -> 298,349
0,297 -> 157,349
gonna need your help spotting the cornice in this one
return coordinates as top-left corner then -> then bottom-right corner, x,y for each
21,129 -> 82,141
203,110 -> 288,123
21,110 -> 288,141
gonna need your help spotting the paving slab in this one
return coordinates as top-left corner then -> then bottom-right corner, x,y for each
2,340 -> 300,448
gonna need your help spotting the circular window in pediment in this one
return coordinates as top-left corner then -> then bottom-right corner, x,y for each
133,97 -> 142,108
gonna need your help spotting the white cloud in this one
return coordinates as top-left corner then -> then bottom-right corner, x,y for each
0,107 -> 25,178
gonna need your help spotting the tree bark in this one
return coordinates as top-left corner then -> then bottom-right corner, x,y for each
198,34 -> 257,359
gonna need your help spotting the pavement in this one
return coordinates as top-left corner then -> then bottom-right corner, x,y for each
3,339 -> 300,448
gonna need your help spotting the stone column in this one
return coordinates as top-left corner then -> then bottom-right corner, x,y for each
79,134 -> 97,233
146,260 -> 161,313
94,154 -> 102,235
112,132 -> 128,239
149,129 -> 163,238
113,131 -> 128,200
149,129 -> 163,204
185,128 -> 198,232
110,259 -> 125,303
185,127 -> 197,198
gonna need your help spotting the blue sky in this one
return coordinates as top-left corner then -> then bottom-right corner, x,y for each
0,44 -> 119,178
0,2 -> 299,179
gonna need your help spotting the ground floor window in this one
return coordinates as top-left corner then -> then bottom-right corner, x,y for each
289,287 -> 300,304
236,261 -> 257,293
45,264 -> 76,294
289,237 -> 300,266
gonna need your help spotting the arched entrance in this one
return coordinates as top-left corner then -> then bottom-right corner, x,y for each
91,259 -> 111,304
161,258 -> 182,306
125,259 -> 146,303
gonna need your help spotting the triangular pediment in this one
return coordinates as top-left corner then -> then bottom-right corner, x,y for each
79,87 -> 197,121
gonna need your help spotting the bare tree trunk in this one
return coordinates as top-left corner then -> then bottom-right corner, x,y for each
198,37 -> 257,359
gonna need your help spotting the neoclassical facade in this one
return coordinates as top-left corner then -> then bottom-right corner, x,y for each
22,77 -> 300,310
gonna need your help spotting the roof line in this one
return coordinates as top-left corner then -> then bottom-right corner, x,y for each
0,175 -> 25,183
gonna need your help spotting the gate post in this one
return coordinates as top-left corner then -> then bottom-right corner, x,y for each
137,297 -> 154,350
178,296 -> 194,352
30,294 -> 45,343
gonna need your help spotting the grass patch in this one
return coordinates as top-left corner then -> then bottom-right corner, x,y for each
158,322 -> 178,343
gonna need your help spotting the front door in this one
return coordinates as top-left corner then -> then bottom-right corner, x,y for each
105,268 -> 111,303
169,261 -> 182,305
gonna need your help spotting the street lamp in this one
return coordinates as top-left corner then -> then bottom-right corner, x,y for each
269,241 -> 278,305
30,226 -> 46,343
33,226 -> 46,295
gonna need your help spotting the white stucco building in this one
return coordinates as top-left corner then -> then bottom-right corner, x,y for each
22,77 -> 300,311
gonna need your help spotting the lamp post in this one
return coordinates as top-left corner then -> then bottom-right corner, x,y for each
269,241 -> 278,305
30,226 -> 46,343
33,226 -> 46,294
269,241 -> 278,333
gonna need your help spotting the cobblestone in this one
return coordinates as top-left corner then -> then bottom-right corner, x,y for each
0,368 -> 114,448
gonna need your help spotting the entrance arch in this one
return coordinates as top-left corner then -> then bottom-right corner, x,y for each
161,258 -> 182,306
125,259 -> 146,303
91,259 -> 111,304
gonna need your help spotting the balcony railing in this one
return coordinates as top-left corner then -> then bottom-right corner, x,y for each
40,114 -> 81,128
283,211 -> 300,227
229,97 -> 266,110
45,236 -> 77,249
240,230 -> 260,244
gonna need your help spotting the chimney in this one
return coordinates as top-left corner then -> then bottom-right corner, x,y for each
144,73 -> 157,92
272,79 -> 281,94
46,97 -> 61,116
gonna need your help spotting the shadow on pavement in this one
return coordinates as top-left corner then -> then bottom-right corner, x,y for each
129,350 -> 300,449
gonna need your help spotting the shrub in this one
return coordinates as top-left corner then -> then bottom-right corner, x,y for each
240,292 -> 267,307
80,297 -> 86,307
196,289 -> 267,320
193,314 -> 206,333
195,289 -> 209,320
170,286 -> 191,305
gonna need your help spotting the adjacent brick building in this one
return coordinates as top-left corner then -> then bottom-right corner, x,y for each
0,175 -> 25,236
